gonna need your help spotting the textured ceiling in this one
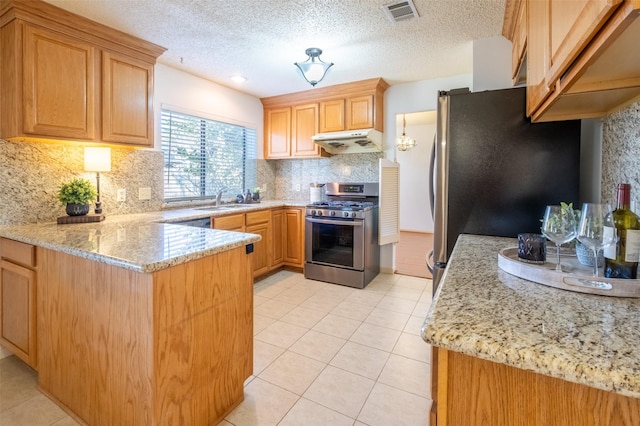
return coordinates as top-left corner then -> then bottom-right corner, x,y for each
44,0 -> 507,98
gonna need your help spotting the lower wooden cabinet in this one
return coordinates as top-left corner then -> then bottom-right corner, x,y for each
246,211 -> 271,278
0,238 -> 37,368
213,213 -> 245,232
271,209 -> 285,269
284,208 -> 304,268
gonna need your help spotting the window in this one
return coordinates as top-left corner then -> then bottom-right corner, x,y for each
161,109 -> 256,202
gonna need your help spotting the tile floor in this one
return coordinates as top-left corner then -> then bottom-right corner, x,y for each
0,271 -> 433,426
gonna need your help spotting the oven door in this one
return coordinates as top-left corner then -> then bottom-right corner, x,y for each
305,216 -> 365,271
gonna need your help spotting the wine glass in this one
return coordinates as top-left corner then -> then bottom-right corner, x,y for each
542,205 -> 577,271
577,203 -> 618,277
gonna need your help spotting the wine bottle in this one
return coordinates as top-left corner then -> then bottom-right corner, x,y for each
604,184 -> 640,279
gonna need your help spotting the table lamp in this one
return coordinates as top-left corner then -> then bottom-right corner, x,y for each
84,147 -> 111,215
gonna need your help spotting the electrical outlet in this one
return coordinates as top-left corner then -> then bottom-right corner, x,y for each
116,188 -> 126,202
295,183 -> 301,192
138,187 -> 151,200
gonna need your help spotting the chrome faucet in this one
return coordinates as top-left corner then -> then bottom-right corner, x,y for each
215,187 -> 228,206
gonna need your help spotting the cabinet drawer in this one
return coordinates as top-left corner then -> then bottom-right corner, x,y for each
246,210 -> 271,226
0,239 -> 36,268
213,214 -> 245,231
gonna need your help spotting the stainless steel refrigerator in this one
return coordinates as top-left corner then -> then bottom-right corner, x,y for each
428,87 -> 581,292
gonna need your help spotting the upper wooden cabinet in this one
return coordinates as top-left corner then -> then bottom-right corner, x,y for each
261,78 -> 388,159
503,0 -> 527,86
504,0 -> 640,122
0,0 -> 165,146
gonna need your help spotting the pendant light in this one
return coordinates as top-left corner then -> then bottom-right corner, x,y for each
396,114 -> 416,151
294,48 -> 333,86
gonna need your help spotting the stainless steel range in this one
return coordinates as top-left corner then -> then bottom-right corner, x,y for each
304,182 -> 380,289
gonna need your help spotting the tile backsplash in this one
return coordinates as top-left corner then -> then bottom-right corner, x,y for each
601,101 -> 640,205
0,139 -> 163,225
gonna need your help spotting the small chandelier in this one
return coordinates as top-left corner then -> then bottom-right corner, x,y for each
396,114 -> 417,151
294,48 -> 333,86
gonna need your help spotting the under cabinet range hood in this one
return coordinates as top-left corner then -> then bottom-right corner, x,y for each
312,129 -> 383,154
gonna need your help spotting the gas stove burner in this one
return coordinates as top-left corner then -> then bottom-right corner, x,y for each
309,201 -> 375,210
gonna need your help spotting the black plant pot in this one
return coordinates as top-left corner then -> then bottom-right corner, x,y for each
66,203 -> 90,216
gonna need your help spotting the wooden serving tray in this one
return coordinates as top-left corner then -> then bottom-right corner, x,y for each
498,247 -> 640,297
57,214 -> 105,224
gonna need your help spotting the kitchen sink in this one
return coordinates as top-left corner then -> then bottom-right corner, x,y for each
195,204 -> 246,211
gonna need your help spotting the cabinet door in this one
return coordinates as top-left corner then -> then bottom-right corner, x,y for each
319,99 -> 345,132
0,260 -> 36,368
346,95 -> 374,130
246,222 -> 270,278
526,0 -> 621,116
284,208 -> 304,267
213,214 -> 245,232
271,209 -> 284,268
292,103 -> 321,157
264,107 -> 291,159
23,24 -> 97,140
102,51 -> 154,146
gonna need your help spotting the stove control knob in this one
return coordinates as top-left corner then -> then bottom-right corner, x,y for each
317,211 -> 323,216
330,211 -> 336,217
310,210 -> 316,216
351,212 -> 357,218
343,211 -> 350,218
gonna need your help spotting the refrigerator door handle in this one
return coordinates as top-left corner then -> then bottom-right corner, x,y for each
426,250 -> 434,273
429,135 -> 436,221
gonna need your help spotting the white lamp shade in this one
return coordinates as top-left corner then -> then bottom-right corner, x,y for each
84,147 -> 111,172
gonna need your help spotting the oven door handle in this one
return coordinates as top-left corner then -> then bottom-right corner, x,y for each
305,217 -> 363,226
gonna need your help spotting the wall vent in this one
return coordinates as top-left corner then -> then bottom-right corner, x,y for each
382,0 -> 420,23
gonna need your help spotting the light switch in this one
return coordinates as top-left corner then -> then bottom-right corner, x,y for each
138,187 -> 151,200
116,188 -> 126,202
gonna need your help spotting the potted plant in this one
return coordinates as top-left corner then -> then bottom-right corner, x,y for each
252,187 -> 261,202
58,177 -> 97,216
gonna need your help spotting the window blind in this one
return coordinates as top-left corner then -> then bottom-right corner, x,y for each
161,109 -> 256,202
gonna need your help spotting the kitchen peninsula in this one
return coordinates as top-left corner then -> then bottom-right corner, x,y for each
0,210 -> 263,425
422,234 -> 640,426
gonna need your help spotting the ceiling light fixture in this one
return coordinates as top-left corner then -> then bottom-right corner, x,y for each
294,47 -> 333,87
396,114 -> 416,151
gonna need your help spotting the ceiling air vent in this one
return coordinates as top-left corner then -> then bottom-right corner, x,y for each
382,0 -> 420,23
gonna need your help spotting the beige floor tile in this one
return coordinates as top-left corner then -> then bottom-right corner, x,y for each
329,342 -> 390,380
51,416 -> 82,425
0,357 -> 40,412
317,284 -> 356,300
349,322 -> 401,352
393,332 -> 432,363
272,287 -> 315,305
378,354 -> 430,398
394,276 -> 429,290
254,299 -> 297,320
358,382 -> 431,426
331,300 -> 375,321
253,295 -> 270,308
312,314 -> 361,339
412,302 -> 430,317
254,314 -> 277,335
419,288 -> 434,304
369,273 -> 399,285
363,281 -> 393,293
253,340 -> 286,375
279,306 -> 327,329
300,294 -> 344,313
376,295 -> 417,314
289,330 -> 346,363
255,321 -> 308,349
258,351 -> 326,395
0,393 -> 67,426
217,420 -> 234,426
279,398 -> 354,426
225,378 -> 298,426
303,365 -> 375,418
364,307 -> 410,331
386,285 -> 423,301
403,315 -> 427,336
344,290 -> 385,307
254,281 -> 289,298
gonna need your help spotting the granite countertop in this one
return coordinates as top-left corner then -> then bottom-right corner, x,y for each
0,200 -> 306,273
422,234 -> 640,399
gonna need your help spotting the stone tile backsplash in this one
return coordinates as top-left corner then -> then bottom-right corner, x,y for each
602,101 -> 640,204
0,139 -> 163,225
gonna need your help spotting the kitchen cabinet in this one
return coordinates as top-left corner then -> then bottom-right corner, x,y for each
435,347 -> 640,425
284,208 -> 304,268
0,0 -> 165,146
246,210 -> 271,277
0,238 -> 37,369
504,0 -> 640,122
271,209 -> 285,269
261,78 -> 388,159
213,213 -> 245,232
503,0 -> 527,85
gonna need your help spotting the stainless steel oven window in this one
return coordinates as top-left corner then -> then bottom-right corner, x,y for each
305,217 -> 364,270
